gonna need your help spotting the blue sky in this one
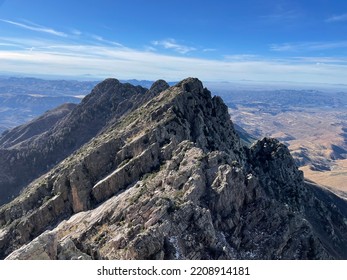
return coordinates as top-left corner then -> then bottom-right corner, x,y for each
1,0 -> 347,84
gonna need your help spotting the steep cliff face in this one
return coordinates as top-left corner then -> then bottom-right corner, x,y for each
1,78 -> 347,260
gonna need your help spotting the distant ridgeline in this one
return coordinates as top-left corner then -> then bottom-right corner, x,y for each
0,77 -> 170,133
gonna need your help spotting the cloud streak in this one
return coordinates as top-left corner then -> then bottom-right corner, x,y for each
89,34 -> 123,47
260,9 -> 299,22
270,41 -> 347,52
224,54 -> 260,61
0,33 -> 347,85
151,39 -> 196,54
326,13 -> 347,22
71,29 -> 82,36
0,19 -> 67,37
1,36 -> 347,85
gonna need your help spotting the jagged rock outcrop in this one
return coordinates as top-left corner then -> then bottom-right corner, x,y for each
0,78 -> 347,260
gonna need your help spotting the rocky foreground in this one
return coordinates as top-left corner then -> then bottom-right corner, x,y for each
0,78 -> 347,260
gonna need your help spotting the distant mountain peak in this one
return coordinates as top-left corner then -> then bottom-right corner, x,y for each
92,78 -> 120,92
175,77 -> 204,94
149,79 -> 169,95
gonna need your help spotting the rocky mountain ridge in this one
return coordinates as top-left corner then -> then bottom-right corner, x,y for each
0,79 -> 169,206
0,78 -> 347,260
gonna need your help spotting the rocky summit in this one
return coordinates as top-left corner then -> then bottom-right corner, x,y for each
0,78 -> 347,260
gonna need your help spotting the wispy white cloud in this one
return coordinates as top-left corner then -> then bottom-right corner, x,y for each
293,56 -> 347,63
0,19 -> 67,37
89,34 -> 123,47
71,28 -> 82,36
270,41 -> 347,52
151,39 -> 196,54
224,54 -> 260,61
0,36 -> 55,49
0,42 -> 19,47
203,48 -> 217,52
260,10 -> 299,22
326,13 -> 347,22
144,45 -> 157,52
270,43 -> 297,52
1,36 -> 347,85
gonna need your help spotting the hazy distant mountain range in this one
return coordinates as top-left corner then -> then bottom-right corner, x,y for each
0,77 -> 97,133
0,77 -> 168,133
